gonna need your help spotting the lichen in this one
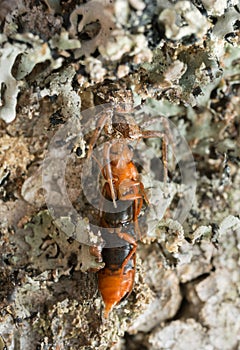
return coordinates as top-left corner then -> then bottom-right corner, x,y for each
149,319 -> 211,350
12,36 -> 52,80
0,40 -> 25,122
69,0 -> 115,58
158,1 -> 210,41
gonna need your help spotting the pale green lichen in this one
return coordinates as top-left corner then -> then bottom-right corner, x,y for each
159,1 -> 210,41
201,0 -> 230,16
22,210 -> 103,273
50,30 -> 81,51
40,66 -> 81,118
69,0 -> 115,59
13,34 -> 54,80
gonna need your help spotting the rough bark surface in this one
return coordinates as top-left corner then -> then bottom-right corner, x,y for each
0,1 -> 239,349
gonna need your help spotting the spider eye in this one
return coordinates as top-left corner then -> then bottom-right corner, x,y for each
75,147 -> 83,157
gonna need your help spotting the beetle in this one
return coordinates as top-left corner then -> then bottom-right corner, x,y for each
86,107 -> 171,317
88,139 -> 148,318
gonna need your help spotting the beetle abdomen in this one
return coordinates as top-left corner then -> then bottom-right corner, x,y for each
98,247 -> 136,318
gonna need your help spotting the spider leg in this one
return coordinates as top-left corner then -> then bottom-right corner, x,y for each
100,182 -> 108,217
89,154 -> 114,216
141,116 -> 176,168
103,142 -> 117,208
87,109 -> 112,159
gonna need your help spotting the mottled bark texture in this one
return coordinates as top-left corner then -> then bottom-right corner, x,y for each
0,1 -> 239,349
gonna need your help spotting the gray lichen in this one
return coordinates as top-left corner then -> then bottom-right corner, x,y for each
69,0 -> 115,58
158,1 -> 210,41
0,39 -> 25,122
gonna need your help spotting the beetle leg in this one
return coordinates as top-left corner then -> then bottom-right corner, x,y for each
118,179 -> 149,208
121,243 -> 137,269
118,181 -> 144,213
118,194 -> 143,239
139,181 -> 149,205
118,180 -> 144,239
118,187 -> 143,239
117,230 -> 137,247
118,179 -> 139,194
134,221 -> 142,240
118,193 -> 142,201
119,191 -> 144,238
117,230 -> 137,275
118,179 -> 143,202
133,196 -> 143,218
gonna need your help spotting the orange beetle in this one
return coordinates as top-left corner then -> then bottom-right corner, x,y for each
87,109 -> 170,317
93,141 -> 145,318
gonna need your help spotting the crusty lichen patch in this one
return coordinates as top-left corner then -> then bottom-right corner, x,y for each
0,209 -> 152,349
